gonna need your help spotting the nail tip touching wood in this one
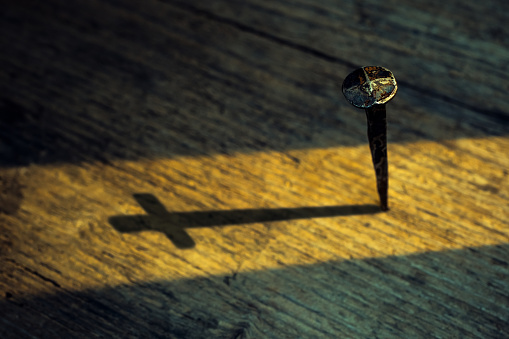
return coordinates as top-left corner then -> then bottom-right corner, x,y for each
342,66 -> 396,211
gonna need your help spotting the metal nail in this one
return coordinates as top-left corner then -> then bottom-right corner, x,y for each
342,66 -> 398,211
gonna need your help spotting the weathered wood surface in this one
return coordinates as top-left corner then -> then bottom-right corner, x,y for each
0,0 -> 508,337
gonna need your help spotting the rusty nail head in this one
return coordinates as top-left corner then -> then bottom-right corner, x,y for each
342,66 -> 397,108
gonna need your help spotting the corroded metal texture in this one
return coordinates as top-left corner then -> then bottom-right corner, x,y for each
365,105 -> 388,211
342,66 -> 397,108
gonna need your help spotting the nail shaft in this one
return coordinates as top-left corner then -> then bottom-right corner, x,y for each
365,105 -> 388,211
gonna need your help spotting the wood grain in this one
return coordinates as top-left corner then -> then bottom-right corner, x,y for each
0,0 -> 508,338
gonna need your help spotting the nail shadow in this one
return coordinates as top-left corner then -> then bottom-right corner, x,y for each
109,194 -> 381,249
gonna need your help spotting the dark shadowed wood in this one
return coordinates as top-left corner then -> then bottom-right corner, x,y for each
0,0 -> 508,338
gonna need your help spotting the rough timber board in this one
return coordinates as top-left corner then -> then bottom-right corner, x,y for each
0,0 -> 508,338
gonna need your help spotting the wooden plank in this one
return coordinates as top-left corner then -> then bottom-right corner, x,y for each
0,0 -> 508,338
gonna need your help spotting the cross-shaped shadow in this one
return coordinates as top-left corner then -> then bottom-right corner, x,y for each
109,194 -> 381,249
